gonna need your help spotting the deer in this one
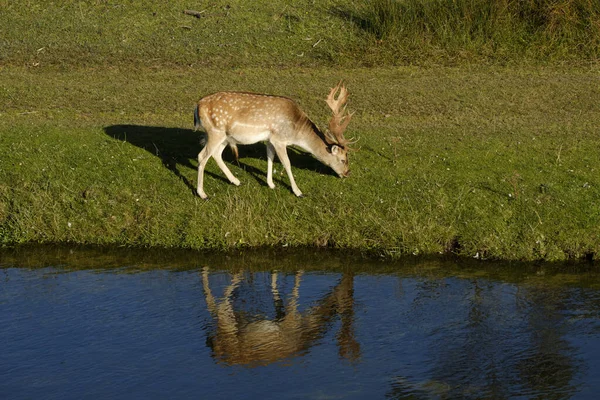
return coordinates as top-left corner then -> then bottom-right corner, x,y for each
201,268 -> 360,366
193,81 -> 354,199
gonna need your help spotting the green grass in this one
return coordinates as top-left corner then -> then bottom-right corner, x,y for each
1,65 -> 599,261
346,0 -> 600,64
0,0 -> 360,68
1,0 -> 598,67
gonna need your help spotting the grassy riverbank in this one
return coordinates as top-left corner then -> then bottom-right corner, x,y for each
3,245 -> 600,289
1,66 -> 599,261
1,1 -> 599,261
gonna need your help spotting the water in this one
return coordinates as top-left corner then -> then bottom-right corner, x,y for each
1,247 -> 599,399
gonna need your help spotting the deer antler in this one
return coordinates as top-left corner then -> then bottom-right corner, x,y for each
326,81 -> 355,149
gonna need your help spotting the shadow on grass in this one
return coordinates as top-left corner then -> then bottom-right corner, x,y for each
103,125 -> 335,195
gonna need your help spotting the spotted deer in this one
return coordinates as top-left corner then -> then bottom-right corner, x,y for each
201,268 -> 360,366
193,82 -> 354,199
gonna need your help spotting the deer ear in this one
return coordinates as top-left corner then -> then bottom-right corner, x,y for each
330,145 -> 341,155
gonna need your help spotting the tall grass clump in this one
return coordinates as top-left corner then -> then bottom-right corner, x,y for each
353,0 -> 600,63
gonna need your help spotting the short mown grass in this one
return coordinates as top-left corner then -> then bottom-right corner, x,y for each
1,65 -> 599,261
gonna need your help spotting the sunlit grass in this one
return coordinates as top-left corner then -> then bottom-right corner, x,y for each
1,66 -> 599,261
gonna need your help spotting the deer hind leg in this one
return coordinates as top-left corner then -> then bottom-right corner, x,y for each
271,141 -> 303,197
197,129 -> 226,199
201,267 -> 217,316
266,142 -> 276,189
213,271 -> 244,340
213,141 -> 241,187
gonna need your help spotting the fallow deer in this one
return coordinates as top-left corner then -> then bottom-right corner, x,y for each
201,268 -> 360,366
193,82 -> 354,199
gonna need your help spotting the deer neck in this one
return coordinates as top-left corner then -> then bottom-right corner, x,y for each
293,118 -> 334,164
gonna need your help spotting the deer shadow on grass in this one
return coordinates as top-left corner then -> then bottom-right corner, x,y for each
103,125 -> 335,195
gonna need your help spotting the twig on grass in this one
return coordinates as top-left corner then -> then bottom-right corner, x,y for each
183,9 -> 205,18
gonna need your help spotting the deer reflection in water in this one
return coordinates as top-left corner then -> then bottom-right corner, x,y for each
201,268 -> 360,366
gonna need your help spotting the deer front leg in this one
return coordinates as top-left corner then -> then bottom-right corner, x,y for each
271,141 -> 303,197
266,142 -> 276,189
291,270 -> 303,302
284,270 -> 304,319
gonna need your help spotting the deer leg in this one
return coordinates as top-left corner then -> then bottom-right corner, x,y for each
201,267 -> 218,316
335,274 -> 360,363
197,130 -> 226,199
271,271 -> 280,300
196,148 -> 212,199
291,270 -> 303,302
266,142 -> 276,189
285,270 -> 303,316
271,142 -> 303,197
215,272 -> 244,341
271,271 -> 285,320
279,270 -> 303,330
213,142 -> 241,186
224,271 -> 243,298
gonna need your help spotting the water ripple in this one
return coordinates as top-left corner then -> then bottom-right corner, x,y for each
1,261 -> 599,399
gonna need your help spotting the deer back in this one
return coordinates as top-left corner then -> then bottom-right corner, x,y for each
198,92 -> 313,144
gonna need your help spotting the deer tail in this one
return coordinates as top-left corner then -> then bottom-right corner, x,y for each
193,104 -> 202,131
229,143 -> 239,161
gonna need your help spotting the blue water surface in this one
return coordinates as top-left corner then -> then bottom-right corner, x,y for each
1,260 -> 599,399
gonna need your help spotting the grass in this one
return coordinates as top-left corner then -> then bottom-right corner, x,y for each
345,0 -> 600,64
0,1 -> 599,261
0,0 -> 359,68
1,65 -> 599,261
1,0 -> 598,67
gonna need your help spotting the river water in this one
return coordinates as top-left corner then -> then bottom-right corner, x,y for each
1,246 -> 599,399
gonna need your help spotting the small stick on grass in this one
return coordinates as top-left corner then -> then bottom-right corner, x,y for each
183,9 -> 205,18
